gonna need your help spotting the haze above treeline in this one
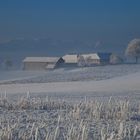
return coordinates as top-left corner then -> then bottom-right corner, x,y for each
0,0 -> 140,62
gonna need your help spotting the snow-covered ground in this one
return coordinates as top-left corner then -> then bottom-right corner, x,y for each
0,70 -> 48,83
1,64 -> 140,140
0,64 -> 140,97
0,64 -> 140,84
0,68 -> 140,97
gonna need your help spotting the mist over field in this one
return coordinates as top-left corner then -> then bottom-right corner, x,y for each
0,38 -> 129,70
1,1 -> 140,139
1,0 -> 140,70
0,38 -> 125,65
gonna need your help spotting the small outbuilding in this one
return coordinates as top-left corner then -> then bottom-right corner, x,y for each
97,53 -> 112,65
23,57 -> 64,70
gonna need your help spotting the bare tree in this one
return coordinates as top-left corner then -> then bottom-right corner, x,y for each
85,56 -> 92,66
125,39 -> 140,63
77,55 -> 86,67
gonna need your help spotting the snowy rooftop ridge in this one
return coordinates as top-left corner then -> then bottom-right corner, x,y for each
62,53 -> 105,63
62,54 -> 78,63
81,53 -> 100,59
23,57 -> 60,63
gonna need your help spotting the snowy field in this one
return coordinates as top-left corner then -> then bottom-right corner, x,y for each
0,64 -> 140,97
0,70 -> 140,96
0,70 -> 47,83
0,64 -> 140,84
1,64 -> 140,139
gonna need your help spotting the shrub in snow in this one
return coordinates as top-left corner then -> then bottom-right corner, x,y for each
110,54 -> 123,64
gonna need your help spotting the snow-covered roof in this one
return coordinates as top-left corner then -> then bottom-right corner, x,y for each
81,53 -> 100,60
62,54 -> 78,63
23,57 -> 60,63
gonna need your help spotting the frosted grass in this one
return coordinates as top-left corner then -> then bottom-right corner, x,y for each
0,93 -> 140,140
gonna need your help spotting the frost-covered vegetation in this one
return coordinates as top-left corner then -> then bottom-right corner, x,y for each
1,93 -> 140,140
125,39 -> 140,63
1,64 -> 140,84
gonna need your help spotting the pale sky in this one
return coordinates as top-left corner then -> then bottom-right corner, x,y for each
0,0 -> 140,52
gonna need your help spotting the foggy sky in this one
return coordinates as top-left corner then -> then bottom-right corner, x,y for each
0,0 -> 140,52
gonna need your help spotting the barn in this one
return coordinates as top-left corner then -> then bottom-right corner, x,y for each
62,53 -> 112,67
62,54 -> 78,67
78,53 -> 112,66
78,53 -> 100,66
23,57 -> 64,70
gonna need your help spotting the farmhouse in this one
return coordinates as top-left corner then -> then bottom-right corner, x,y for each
78,53 -> 112,66
23,57 -> 64,70
62,54 -> 78,67
23,53 -> 112,70
78,53 -> 100,66
62,53 -> 112,67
